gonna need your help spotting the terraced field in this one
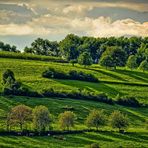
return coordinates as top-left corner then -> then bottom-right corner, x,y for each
0,58 -> 148,148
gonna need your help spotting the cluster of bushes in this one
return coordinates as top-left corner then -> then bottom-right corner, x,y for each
42,68 -> 98,82
42,89 -> 113,105
2,69 -> 40,97
0,51 -> 66,63
6,104 -> 130,134
2,69 -> 143,107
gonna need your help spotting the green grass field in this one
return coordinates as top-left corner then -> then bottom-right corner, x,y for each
0,58 -> 148,148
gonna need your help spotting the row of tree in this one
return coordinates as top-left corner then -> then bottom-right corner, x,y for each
0,41 -> 19,52
1,35 -> 148,70
6,104 -> 129,133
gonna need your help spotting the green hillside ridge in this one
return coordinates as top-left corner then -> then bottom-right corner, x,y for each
0,58 -> 148,104
0,57 -> 148,148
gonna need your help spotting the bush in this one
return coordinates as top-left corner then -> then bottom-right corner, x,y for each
42,68 -> 68,79
85,143 -> 100,148
42,89 -> 114,105
116,96 -> 141,107
42,68 -> 98,82
89,143 -> 100,148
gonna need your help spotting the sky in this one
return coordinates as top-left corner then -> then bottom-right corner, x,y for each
0,0 -> 148,50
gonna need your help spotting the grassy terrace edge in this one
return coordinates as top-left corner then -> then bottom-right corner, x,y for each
0,51 -> 67,63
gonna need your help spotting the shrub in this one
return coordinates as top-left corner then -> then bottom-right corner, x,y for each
89,143 -> 100,148
110,110 -> 129,132
42,68 -> 68,79
58,111 -> 76,130
33,106 -> 51,132
42,68 -> 98,82
85,109 -> 107,130
116,96 -> 141,107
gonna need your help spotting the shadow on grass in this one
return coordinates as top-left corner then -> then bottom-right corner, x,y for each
87,67 -> 127,81
56,79 -> 123,97
92,131 -> 148,144
115,69 -> 148,83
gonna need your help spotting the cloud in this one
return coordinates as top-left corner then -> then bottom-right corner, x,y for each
63,5 -> 93,14
85,17 -> 148,37
62,2 -> 148,15
0,15 -> 147,37
0,24 -> 33,35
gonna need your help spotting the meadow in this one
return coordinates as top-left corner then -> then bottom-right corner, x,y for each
0,57 -> 148,147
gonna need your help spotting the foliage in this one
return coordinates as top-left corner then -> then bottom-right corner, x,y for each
2,69 -> 15,86
7,105 -> 32,131
100,46 -> 127,69
59,34 -> 80,60
32,105 -> 51,132
99,55 -> 114,68
138,60 -> 148,72
116,96 -> 141,107
42,68 -> 98,82
85,109 -> 107,130
110,111 -> 129,132
0,51 -> 66,63
58,111 -> 76,130
24,38 -> 60,56
78,52 -> 93,66
0,41 -> 19,52
69,59 -> 77,66
126,55 -> 138,70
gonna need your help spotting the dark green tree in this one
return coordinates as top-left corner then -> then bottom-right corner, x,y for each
85,109 -> 107,130
138,60 -> 148,72
33,105 -> 51,132
99,55 -> 115,69
110,110 -> 129,132
78,52 -> 93,67
126,55 -> 138,70
59,34 -> 80,61
99,46 -> 127,69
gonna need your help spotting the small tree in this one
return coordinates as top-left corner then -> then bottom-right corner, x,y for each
99,46 -> 127,69
138,60 -> 148,72
69,59 -> 77,66
33,105 -> 51,132
58,111 -> 76,130
78,52 -> 92,67
8,105 -> 32,131
85,109 -> 107,130
2,69 -> 15,86
110,110 -> 129,132
126,55 -> 138,70
99,55 -> 114,69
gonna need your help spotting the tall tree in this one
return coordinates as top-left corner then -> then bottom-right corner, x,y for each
59,34 -> 81,60
85,109 -> 106,130
8,105 -> 32,131
33,105 -> 51,132
78,52 -> 93,67
110,110 -> 129,132
126,55 -> 138,70
138,60 -> 148,72
99,46 -> 127,69
58,111 -> 76,130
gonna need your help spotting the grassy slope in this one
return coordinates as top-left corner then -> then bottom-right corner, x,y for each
0,58 -> 148,103
0,96 -> 148,148
0,58 -> 148,147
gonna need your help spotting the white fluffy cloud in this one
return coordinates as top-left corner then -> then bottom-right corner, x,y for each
0,15 -> 147,37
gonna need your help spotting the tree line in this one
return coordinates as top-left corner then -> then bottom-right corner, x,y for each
0,41 -> 19,52
1,35 -> 148,70
6,104 -> 129,133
